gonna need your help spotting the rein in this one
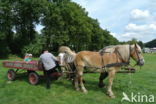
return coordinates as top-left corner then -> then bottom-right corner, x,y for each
134,44 -> 142,65
102,62 -> 129,68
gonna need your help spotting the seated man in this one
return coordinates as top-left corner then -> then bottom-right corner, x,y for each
39,49 -> 61,89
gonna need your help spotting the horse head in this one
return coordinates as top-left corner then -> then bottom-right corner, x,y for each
130,44 -> 144,66
58,46 -> 76,65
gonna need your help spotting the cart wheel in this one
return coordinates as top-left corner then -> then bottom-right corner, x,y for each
28,72 -> 39,85
7,69 -> 16,81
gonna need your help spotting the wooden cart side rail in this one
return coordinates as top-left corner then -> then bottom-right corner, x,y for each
2,61 -> 43,71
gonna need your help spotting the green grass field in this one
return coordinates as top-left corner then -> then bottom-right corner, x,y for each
0,54 -> 156,104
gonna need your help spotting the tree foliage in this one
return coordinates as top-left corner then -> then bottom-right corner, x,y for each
42,0 -> 119,52
0,0 -> 119,57
120,38 -> 144,48
145,39 -> 156,48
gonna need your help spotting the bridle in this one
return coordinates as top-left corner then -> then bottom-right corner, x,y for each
132,44 -> 142,66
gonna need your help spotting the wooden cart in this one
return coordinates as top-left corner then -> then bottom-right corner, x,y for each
2,61 -> 44,85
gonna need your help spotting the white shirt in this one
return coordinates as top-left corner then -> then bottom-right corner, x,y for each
39,53 -> 57,70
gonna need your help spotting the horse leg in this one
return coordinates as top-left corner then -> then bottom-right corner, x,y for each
107,68 -> 116,98
74,71 -> 80,91
74,65 -> 84,91
79,71 -> 88,93
75,66 -> 87,93
98,72 -> 108,88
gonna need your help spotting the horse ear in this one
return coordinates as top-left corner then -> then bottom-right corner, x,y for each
134,43 -> 139,49
117,46 -> 119,49
115,47 -> 119,51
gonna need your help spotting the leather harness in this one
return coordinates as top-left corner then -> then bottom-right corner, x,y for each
100,45 -> 131,69
76,44 -> 140,71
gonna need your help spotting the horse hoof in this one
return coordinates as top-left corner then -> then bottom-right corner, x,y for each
78,80 -> 86,84
7,81 -> 12,84
83,80 -> 86,83
110,95 -> 116,98
82,90 -> 88,94
76,88 -> 80,91
98,83 -> 105,88
107,92 -> 115,98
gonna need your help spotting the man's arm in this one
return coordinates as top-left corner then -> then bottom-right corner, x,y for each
51,54 -> 58,61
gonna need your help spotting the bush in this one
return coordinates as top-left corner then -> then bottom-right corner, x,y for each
22,43 -> 43,57
21,35 -> 44,57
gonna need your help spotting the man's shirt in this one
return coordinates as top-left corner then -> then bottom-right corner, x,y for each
40,53 -> 57,70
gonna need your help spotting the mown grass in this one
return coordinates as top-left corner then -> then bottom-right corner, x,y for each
0,54 -> 156,104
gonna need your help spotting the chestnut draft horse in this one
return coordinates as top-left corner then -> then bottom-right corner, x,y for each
74,44 -> 144,98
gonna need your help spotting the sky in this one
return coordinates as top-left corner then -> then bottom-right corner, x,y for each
71,0 -> 156,43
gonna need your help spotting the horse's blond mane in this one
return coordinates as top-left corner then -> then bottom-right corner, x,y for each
100,44 -> 131,62
99,45 -> 116,54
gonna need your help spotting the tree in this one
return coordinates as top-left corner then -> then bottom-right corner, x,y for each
145,39 -> 156,48
22,33 -> 44,56
127,38 -> 138,44
0,0 -> 13,57
10,0 -> 45,54
120,38 -> 144,49
0,0 -> 119,57
0,32 -> 10,58
138,41 -> 144,48
42,0 -> 119,52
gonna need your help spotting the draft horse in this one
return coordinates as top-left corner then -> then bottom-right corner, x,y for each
74,44 -> 144,98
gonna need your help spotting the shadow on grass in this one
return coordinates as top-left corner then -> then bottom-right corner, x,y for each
0,71 -> 46,88
1,71 -> 108,95
53,77 -> 108,94
4,71 -> 73,89
84,80 -> 107,93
